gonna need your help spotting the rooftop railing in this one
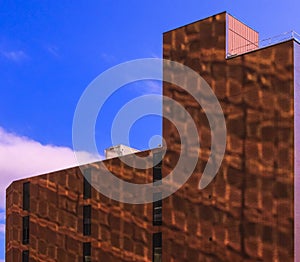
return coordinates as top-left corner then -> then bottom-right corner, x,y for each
227,30 -> 300,57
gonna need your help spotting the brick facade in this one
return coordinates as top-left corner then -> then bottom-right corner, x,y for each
6,150 -> 159,262
6,12 -> 298,262
163,12 -> 295,261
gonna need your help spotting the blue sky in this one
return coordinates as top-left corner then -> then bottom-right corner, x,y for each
0,0 -> 299,260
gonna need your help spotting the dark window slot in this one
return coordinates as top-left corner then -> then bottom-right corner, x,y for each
153,152 -> 162,183
22,216 -> 29,244
153,192 -> 162,226
83,169 -> 91,199
83,242 -> 91,262
153,152 -> 163,168
83,205 -> 91,236
22,250 -> 29,262
153,167 -> 162,182
23,182 -> 30,211
153,232 -> 162,262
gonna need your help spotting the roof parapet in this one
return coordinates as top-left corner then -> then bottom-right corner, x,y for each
227,14 -> 300,57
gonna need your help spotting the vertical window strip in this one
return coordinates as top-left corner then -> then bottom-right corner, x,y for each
153,152 -> 163,226
22,216 -> 29,245
83,242 -> 91,262
22,250 -> 29,262
153,152 -> 162,183
83,169 -> 92,199
23,182 -> 30,211
153,232 -> 162,262
83,205 -> 91,236
153,192 -> 162,226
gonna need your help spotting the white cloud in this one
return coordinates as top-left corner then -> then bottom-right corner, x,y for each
0,259 -> 4,262
0,50 -> 28,62
0,127 -> 103,209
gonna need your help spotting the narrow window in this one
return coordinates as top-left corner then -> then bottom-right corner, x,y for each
83,242 -> 91,262
153,232 -> 162,262
83,169 -> 91,199
23,182 -> 30,211
153,192 -> 162,226
153,152 -> 162,183
22,216 -> 29,244
153,166 -> 162,182
83,205 -> 91,236
22,250 -> 29,262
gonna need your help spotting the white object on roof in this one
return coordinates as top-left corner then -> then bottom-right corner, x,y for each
105,144 -> 139,159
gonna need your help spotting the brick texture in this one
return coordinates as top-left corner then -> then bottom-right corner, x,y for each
6,12 -> 296,262
162,12 -> 294,262
6,150 -> 160,262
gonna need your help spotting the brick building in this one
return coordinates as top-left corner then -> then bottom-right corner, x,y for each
6,12 -> 299,261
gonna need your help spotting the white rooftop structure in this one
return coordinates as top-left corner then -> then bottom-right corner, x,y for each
105,144 -> 139,159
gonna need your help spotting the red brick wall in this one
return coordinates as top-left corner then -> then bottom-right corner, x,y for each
162,12 -> 294,261
6,12 -> 296,262
6,167 -> 84,261
6,150 -> 159,262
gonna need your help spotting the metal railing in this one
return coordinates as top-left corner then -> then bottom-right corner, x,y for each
227,30 -> 300,57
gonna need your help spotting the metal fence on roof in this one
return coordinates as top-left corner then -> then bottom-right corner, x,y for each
227,30 -> 300,58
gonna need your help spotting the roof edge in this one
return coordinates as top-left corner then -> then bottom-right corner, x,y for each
163,11 -> 227,34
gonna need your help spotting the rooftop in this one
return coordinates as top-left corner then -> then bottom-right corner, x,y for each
227,21 -> 300,57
